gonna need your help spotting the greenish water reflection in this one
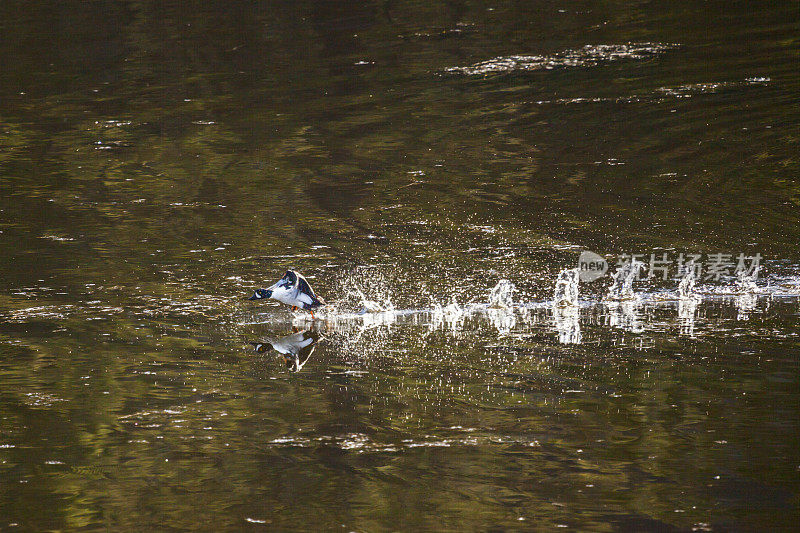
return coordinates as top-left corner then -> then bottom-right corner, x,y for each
1,1 -> 799,531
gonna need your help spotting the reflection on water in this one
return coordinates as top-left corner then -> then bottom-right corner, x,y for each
735,292 -> 758,321
553,307 -> 581,345
2,0 -> 800,530
603,300 -> 644,334
445,42 -> 677,76
250,329 -> 321,372
678,299 -> 699,336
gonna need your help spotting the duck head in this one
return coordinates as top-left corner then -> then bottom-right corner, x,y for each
250,341 -> 274,353
249,288 -> 273,300
249,271 -> 299,301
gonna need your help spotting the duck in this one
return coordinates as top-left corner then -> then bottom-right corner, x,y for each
251,329 -> 319,372
249,270 -> 325,318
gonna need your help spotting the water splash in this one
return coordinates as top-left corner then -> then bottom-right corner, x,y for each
551,269 -> 581,343
675,265 -> 700,334
488,279 -> 515,309
603,260 -> 644,331
354,288 -> 394,315
479,280 -> 517,333
735,265 -> 760,294
606,260 -> 644,301
733,266 -> 761,319
329,267 -> 396,315
554,269 -> 580,307
236,265 -> 800,347
430,296 -> 465,332
676,266 -> 700,301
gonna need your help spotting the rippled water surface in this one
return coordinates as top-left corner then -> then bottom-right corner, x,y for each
2,1 -> 799,531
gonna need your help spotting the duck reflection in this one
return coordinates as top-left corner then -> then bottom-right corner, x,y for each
251,329 -> 320,372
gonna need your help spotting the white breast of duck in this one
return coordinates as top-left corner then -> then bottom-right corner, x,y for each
270,331 -> 315,355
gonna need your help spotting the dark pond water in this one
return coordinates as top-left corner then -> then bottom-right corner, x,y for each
2,1 -> 799,531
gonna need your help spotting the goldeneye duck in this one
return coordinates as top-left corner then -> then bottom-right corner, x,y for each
251,329 -> 319,372
249,270 -> 325,318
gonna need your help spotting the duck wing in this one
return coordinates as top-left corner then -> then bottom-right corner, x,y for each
294,272 -> 324,306
295,272 -> 317,299
267,337 -> 293,355
295,342 -> 317,370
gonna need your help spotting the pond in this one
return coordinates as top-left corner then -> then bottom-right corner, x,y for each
1,1 -> 799,530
